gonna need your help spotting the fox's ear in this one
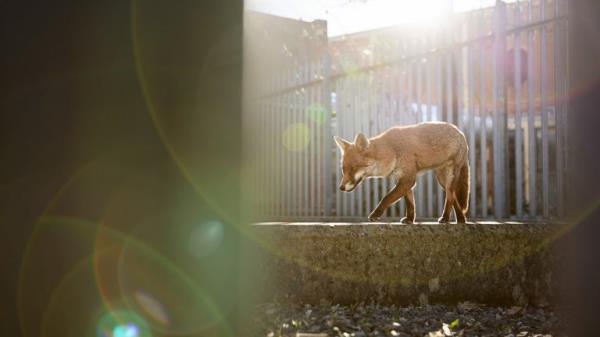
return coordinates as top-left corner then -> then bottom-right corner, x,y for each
354,133 -> 370,151
334,136 -> 351,153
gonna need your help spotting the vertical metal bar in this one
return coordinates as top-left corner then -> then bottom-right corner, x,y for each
319,60 -> 325,217
335,76 -> 343,219
310,63 -> 317,217
356,73 -> 364,218
390,67 -> 396,217
349,75 -> 355,219
396,65 -> 403,219
480,30 -> 488,218
389,66 -> 398,219
284,75 -> 290,218
298,66 -> 304,218
417,58 -> 425,217
564,13 -> 570,193
256,78 -> 270,217
342,75 -> 349,218
279,73 -> 286,217
541,0 -> 549,218
427,55 -> 434,218
468,45 -> 477,217
291,70 -> 298,218
406,60 -> 414,218
301,62 -> 307,217
492,0 -> 507,218
268,78 -> 274,218
318,59 -> 325,217
255,91 -> 262,217
514,7 -> 524,218
272,76 -> 279,217
259,89 -> 265,217
273,74 -> 279,217
456,38 -> 464,131
388,69 -> 394,218
322,52 -> 333,218
380,68 -> 387,217
370,72 -> 378,218
527,0 -> 537,217
295,65 -> 301,218
274,78 -> 280,218
447,50 -> 454,125
255,81 -> 262,216
554,0 -> 565,218
287,68 -> 293,217
353,72 -> 360,218
357,72 -> 372,215
381,69 -> 390,218
278,74 -> 284,217
309,61 -> 316,217
348,75 -> 355,218
294,61 -> 305,219
398,64 -> 406,218
436,54 -> 444,215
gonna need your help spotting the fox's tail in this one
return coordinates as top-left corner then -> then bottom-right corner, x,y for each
456,160 -> 470,214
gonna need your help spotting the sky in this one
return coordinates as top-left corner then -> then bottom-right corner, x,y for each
246,0 -> 508,37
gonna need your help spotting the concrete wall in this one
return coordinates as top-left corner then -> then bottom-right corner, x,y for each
252,222 -> 564,306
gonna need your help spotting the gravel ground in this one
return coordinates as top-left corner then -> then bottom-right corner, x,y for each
254,302 -> 568,337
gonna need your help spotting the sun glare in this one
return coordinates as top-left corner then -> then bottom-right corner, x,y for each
384,0 -> 446,23
246,0 -> 514,36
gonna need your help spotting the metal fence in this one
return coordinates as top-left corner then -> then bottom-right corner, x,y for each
245,0 -> 569,221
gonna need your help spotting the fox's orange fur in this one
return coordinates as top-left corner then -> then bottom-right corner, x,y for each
335,121 -> 470,224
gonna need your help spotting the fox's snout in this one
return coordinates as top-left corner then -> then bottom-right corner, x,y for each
339,177 -> 360,192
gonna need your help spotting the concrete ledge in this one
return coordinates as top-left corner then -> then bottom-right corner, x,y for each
251,222 -> 563,306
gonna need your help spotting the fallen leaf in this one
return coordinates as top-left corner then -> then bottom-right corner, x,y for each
442,323 -> 452,336
428,330 -> 445,337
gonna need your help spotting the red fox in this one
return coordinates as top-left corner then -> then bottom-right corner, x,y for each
334,121 -> 470,224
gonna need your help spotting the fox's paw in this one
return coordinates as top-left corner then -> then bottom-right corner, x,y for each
456,216 -> 467,224
437,216 -> 450,224
400,217 -> 414,224
368,209 -> 383,222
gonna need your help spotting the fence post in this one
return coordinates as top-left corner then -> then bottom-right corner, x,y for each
322,50 -> 333,217
492,0 -> 507,218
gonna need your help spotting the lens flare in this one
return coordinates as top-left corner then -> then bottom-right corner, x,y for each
92,222 -> 224,336
282,123 -> 311,151
306,104 -> 327,125
113,323 -> 139,337
97,310 -> 150,337
133,290 -> 170,326
188,220 -> 225,259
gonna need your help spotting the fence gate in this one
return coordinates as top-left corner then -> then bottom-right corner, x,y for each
245,0 -> 569,221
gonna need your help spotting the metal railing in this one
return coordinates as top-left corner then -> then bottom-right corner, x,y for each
244,0 -> 569,221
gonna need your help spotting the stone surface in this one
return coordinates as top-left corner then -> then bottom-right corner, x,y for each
251,222 -> 564,306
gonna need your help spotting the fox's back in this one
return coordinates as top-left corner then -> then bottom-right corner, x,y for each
372,122 -> 467,170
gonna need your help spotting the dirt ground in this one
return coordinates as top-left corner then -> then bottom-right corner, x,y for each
253,302 -> 569,337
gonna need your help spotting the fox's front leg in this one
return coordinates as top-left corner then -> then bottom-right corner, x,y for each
369,176 -> 416,222
402,190 -> 416,224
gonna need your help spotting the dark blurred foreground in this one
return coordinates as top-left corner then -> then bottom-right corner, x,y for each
1,0 -> 600,336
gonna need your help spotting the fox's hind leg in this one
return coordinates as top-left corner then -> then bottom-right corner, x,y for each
452,199 -> 466,223
435,166 -> 456,223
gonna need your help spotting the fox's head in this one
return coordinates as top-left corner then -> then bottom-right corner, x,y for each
334,133 -> 374,192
